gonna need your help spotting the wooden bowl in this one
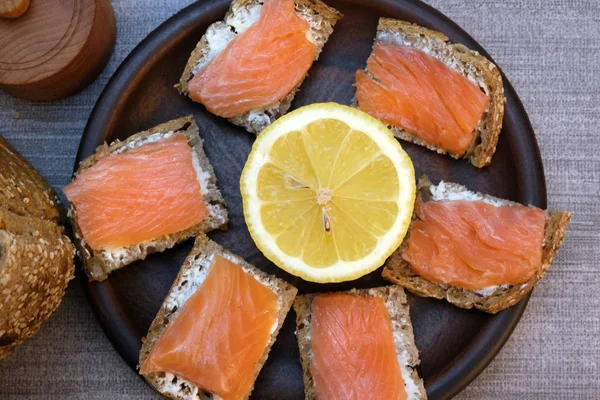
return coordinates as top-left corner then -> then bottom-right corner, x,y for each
0,0 -> 116,101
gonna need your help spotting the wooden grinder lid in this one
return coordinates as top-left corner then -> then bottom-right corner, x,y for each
0,0 -> 116,101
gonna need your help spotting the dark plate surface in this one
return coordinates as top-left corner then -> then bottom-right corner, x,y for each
76,0 -> 546,399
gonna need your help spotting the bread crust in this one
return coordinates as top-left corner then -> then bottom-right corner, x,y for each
68,116 -> 228,281
0,135 -> 61,222
139,234 -> 298,400
176,0 -> 342,134
293,286 -> 427,400
0,209 -> 75,359
0,137 -> 75,360
357,18 -> 506,168
382,177 -> 571,314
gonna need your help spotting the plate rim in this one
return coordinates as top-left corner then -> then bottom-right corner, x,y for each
75,1 -> 548,398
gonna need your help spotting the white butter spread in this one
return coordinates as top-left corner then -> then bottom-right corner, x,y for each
473,284 -> 510,296
101,248 -> 130,262
430,181 -> 505,207
191,151 -> 211,196
246,103 -> 281,124
114,131 -> 174,154
192,4 -> 261,74
226,3 -> 261,33
396,349 -> 422,400
387,303 -> 423,399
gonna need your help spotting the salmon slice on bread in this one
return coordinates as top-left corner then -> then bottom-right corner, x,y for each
382,177 -> 571,314
177,0 -> 342,134
294,286 -> 426,400
66,116 -> 228,281
139,234 -> 297,400
355,18 -> 505,168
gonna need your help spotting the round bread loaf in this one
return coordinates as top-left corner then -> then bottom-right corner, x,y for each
0,136 -> 75,359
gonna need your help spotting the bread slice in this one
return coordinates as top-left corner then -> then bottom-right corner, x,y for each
176,0 -> 342,135
0,135 -> 61,223
68,116 -> 228,281
382,177 -> 571,314
293,286 -> 427,400
139,234 -> 298,400
0,206 -> 75,359
356,18 -> 506,168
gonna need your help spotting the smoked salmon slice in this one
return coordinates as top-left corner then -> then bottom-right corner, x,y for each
188,0 -> 317,118
356,43 -> 490,155
310,293 -> 407,400
140,254 -> 279,400
402,199 -> 546,290
64,134 -> 208,250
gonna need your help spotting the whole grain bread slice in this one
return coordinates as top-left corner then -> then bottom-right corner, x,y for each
382,177 -> 571,314
176,0 -> 342,135
68,116 -> 228,281
0,207 -> 75,359
293,286 -> 427,399
356,18 -> 506,168
139,234 -> 298,400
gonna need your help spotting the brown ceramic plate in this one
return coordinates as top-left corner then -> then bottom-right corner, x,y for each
75,0 -> 546,398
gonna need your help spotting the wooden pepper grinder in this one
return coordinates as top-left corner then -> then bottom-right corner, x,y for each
0,0 -> 116,101
0,0 -> 31,18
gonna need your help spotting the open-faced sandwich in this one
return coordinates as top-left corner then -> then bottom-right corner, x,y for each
383,177 -> 571,313
294,286 -> 426,399
64,116 -> 227,281
139,234 -> 297,400
355,18 -> 506,167
177,0 -> 343,134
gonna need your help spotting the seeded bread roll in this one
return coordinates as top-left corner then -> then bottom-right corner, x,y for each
293,286 -> 427,400
139,234 -> 298,400
382,177 -> 571,314
0,135 -> 61,222
176,0 -> 343,135
0,208 -> 75,359
0,137 -> 75,360
68,116 -> 228,281
356,18 -> 506,168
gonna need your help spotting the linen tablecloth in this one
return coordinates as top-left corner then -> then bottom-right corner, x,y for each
0,0 -> 598,398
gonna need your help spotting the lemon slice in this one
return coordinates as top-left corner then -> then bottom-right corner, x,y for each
240,103 -> 416,282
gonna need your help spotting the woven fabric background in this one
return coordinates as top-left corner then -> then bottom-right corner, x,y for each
0,0 -> 598,398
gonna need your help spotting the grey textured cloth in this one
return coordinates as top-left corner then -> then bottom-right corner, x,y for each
0,0 -> 598,398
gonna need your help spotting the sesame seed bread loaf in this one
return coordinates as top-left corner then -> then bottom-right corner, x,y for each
382,177 -> 571,314
293,286 -> 427,400
176,0 -> 342,134
68,116 -> 228,281
139,234 -> 298,400
0,136 -> 75,360
356,18 -> 506,168
0,135 -> 61,222
0,208 -> 75,359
